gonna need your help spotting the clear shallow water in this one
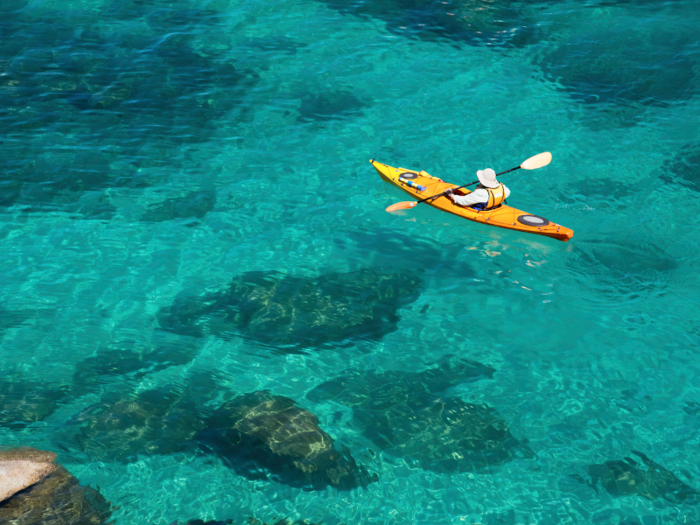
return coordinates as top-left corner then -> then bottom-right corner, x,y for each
1,0 -> 700,523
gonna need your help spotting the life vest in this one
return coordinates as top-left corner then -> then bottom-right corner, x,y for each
472,183 -> 506,211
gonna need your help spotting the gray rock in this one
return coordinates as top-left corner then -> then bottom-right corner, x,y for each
0,448 -> 57,503
0,448 -> 112,524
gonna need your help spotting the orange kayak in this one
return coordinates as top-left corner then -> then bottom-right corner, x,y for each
371,159 -> 573,242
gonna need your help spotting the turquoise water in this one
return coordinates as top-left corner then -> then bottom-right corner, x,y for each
1,0 -> 700,523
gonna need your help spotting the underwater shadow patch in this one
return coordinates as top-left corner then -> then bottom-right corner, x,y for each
242,36 -> 309,55
0,378 -> 70,430
157,269 -> 423,353
176,516 -> 322,525
319,0 -> 549,48
296,89 -> 368,123
197,391 -> 378,491
0,2 -> 258,213
307,354 -> 495,406
567,240 -> 677,303
659,144 -> 700,192
569,451 -> 699,504
335,228 -> 477,276
536,19 -> 698,112
141,190 -> 217,222
307,356 -> 529,473
71,340 -> 199,397
0,306 -> 53,335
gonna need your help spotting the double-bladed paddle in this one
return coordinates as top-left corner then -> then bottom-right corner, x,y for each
385,152 -> 552,212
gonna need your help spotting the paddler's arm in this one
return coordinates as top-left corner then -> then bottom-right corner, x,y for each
447,188 -> 488,207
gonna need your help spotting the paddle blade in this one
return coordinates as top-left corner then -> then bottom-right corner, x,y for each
521,151 -> 552,170
386,201 -> 417,212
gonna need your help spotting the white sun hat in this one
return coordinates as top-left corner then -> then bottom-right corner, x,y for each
476,168 -> 499,189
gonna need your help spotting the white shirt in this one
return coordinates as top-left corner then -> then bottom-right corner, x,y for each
452,184 -> 510,207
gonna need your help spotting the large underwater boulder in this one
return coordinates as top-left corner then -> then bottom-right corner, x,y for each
308,357 -> 531,473
570,451 -> 699,504
158,269 -> 422,353
0,448 -> 112,524
0,448 -> 57,502
62,371 -> 221,463
361,395 -> 528,472
198,391 -> 377,490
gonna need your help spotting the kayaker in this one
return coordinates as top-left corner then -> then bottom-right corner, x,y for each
444,168 -> 510,210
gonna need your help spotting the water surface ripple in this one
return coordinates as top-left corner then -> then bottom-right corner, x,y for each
1,0 -> 700,524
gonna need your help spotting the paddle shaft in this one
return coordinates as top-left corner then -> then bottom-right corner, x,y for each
416,166 -> 521,205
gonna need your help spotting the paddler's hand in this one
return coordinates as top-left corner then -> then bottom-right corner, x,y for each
443,188 -> 454,202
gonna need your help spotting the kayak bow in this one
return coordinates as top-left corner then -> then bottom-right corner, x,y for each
371,159 -> 573,242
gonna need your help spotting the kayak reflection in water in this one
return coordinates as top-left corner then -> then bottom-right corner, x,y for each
442,168 -> 510,211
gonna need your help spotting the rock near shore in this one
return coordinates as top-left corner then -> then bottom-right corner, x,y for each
0,447 -> 113,525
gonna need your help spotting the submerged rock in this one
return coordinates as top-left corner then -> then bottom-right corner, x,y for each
181,520 -> 233,525
198,391 -> 377,490
0,448 -> 57,503
71,341 -> 198,397
142,190 -> 217,222
362,395 -> 528,472
176,519 -> 319,525
242,36 -> 308,55
63,371 -> 220,463
0,306 -> 51,334
0,378 -> 69,429
158,269 -> 422,353
571,451 -> 699,504
308,357 -> 529,473
0,448 -> 112,524
67,388 -> 201,462
307,355 -> 495,407
660,144 -> 700,192
0,3 -> 258,214
248,518 -> 321,525
537,15 -> 698,111
319,0 -> 546,48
